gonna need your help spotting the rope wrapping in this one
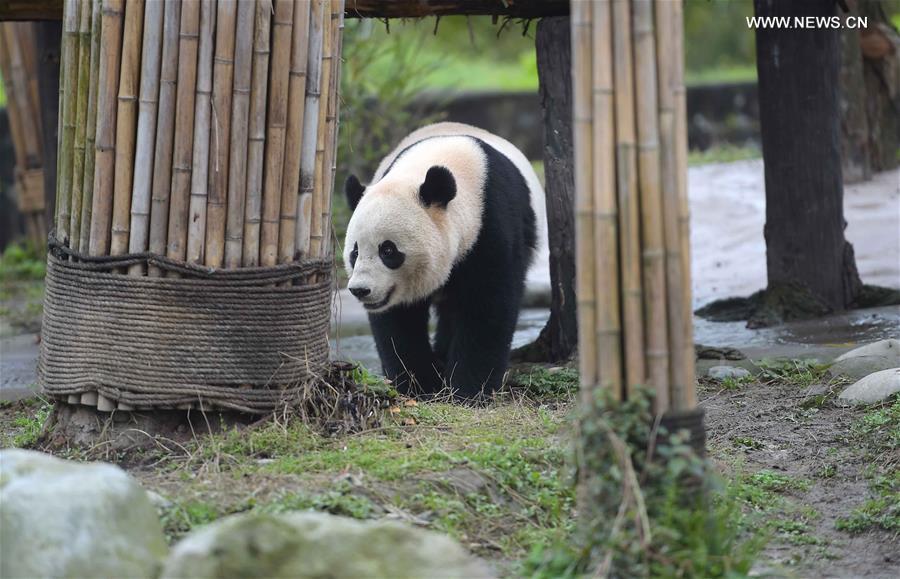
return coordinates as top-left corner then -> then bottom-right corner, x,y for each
39,240 -> 333,413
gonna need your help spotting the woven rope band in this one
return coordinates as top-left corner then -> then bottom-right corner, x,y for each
40,240 -> 334,414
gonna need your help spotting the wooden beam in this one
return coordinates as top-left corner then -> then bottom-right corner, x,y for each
345,0 -> 569,18
0,1 -> 63,21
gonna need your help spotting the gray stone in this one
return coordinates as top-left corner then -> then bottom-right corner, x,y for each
0,449 -> 168,578
707,365 -> 752,380
837,368 -> 900,405
831,339 -> 900,380
161,511 -> 494,579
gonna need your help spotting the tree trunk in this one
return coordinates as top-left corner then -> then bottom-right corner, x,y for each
514,16 -> 578,363
754,0 -> 862,314
35,20 -> 61,234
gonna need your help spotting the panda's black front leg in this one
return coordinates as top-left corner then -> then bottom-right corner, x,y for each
442,289 -> 521,399
368,300 -> 443,396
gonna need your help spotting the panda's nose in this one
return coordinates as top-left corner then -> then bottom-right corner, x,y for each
349,286 -> 371,299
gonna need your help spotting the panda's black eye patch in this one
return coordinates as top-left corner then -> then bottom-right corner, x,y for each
349,242 -> 358,268
379,240 -> 405,269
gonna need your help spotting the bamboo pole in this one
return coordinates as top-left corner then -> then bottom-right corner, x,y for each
148,0 -> 182,275
109,0 -> 144,257
672,0 -> 696,408
78,0 -> 102,252
224,0 -> 255,268
571,0 -> 596,391
241,0 -> 272,267
656,0 -> 686,410
88,0 -> 124,256
632,0 -> 669,411
0,27 -> 27,171
127,0 -> 164,274
612,0 -> 645,396
276,0 -> 311,264
295,0 -> 325,258
165,0 -> 201,264
591,0 -> 622,400
186,0 -> 215,265
319,0 -> 344,259
68,1 -> 92,251
259,0 -> 295,266
57,0 -> 80,243
309,0 -> 332,260
203,0 -> 237,268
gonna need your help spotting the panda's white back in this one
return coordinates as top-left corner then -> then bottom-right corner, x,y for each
373,122 -> 549,264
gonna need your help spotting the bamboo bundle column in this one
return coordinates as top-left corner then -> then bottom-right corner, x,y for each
78,0 -> 102,252
186,0 -> 216,265
319,0 -> 345,258
295,0 -> 326,258
590,0 -> 622,398
68,1 -> 92,251
127,0 -> 164,274
632,0 -> 669,411
224,0 -> 256,268
204,0 -> 237,268
276,0 -> 311,265
612,0 -> 645,396
309,0 -> 333,261
242,0 -> 272,266
109,0 -> 144,257
148,0 -> 182,274
88,0 -> 124,256
259,0 -> 295,266
571,0 -> 597,391
165,0 -> 201,264
57,0 -> 81,244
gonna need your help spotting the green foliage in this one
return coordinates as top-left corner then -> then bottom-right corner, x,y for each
524,389 -> 763,578
850,395 -> 900,453
3,397 -> 52,447
517,367 -> 580,400
835,473 -> 899,533
683,0 -> 756,80
264,482 -> 376,520
688,144 -> 761,166
757,359 -> 830,389
0,242 -> 46,281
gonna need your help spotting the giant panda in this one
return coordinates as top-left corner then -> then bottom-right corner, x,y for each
343,122 -> 546,399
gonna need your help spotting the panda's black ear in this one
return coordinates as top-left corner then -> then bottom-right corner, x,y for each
419,166 -> 456,208
345,175 -> 365,212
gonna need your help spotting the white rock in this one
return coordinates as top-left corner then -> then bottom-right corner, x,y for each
161,511 -> 493,579
832,339 -> 900,380
707,365 -> 751,380
837,368 -> 900,405
0,449 -> 168,578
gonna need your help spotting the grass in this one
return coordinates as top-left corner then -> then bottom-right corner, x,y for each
0,396 -> 52,447
0,242 -> 46,282
688,144 -> 761,166
685,64 -> 757,87
756,358 -> 831,389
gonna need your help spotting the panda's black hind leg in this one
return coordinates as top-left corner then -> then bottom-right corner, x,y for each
368,300 -> 444,396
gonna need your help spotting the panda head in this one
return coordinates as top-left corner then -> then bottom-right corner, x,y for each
343,166 -> 457,313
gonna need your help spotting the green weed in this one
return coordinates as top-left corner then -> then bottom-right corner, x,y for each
0,243 -> 46,281
757,359 -> 830,388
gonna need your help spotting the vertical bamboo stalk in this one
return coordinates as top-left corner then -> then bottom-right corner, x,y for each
79,0 -> 102,252
258,0 -> 294,266
127,0 -> 164,274
276,0 -> 311,264
186,0 -> 215,265
656,0 -> 684,409
58,0 -> 80,243
571,0 -> 597,391
612,0 -> 646,396
223,0 -> 255,268
591,0 -> 622,400
148,0 -> 182,274
632,0 -> 669,411
319,0 -> 344,259
109,0 -> 144,257
68,1 -> 92,251
204,0 -> 237,268
295,0 -> 325,258
165,0 -> 201,264
242,0 -> 272,266
672,0 -> 696,408
88,0 -> 124,256
309,0 -> 332,260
